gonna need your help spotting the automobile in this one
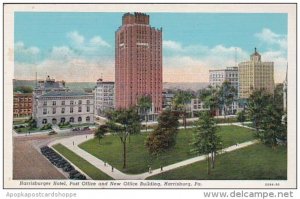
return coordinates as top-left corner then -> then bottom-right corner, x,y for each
63,165 -> 74,172
69,170 -> 80,179
72,127 -> 80,131
82,126 -> 90,131
73,173 -> 86,180
48,131 -> 57,135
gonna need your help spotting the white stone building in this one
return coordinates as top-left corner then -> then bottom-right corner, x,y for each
35,91 -> 94,127
209,66 -> 239,92
209,67 -> 239,116
190,98 -> 210,117
94,79 -> 114,116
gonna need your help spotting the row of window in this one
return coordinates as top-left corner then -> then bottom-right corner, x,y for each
42,116 -> 91,124
43,100 -> 91,106
42,106 -> 91,115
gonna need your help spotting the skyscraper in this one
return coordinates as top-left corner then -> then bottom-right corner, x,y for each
115,12 -> 162,119
238,48 -> 274,99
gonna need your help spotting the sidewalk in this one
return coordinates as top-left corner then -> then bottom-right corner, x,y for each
48,133 -> 258,180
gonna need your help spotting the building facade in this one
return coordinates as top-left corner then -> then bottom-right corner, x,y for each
238,48 -> 274,99
32,76 -> 69,119
94,78 -> 114,116
190,98 -> 210,117
13,93 -> 33,118
35,91 -> 94,128
115,12 -> 163,118
209,66 -> 239,92
162,90 -> 175,110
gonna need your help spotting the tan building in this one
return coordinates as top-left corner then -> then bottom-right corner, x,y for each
238,48 -> 274,99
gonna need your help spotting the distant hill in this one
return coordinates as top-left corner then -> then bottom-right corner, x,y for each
163,82 -> 209,91
13,80 -> 209,92
13,80 -> 96,91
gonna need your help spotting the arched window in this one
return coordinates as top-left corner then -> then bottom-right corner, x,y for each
52,118 -> 57,124
78,117 -> 82,122
60,117 -> 65,123
69,117 -> 74,123
86,116 -> 90,122
42,119 -> 47,124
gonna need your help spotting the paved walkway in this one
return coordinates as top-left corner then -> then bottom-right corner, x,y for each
48,133 -> 259,180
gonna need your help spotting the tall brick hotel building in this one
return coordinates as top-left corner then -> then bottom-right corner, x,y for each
115,12 -> 162,120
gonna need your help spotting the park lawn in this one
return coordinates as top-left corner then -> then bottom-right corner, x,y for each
147,143 -> 287,180
79,125 -> 255,174
52,144 -> 113,180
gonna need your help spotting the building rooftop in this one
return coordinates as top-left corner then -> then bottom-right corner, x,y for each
40,91 -> 93,97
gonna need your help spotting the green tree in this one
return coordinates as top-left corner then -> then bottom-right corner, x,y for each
191,111 -> 222,174
172,90 -> 193,129
274,83 -> 284,110
137,95 -> 152,132
94,124 -> 108,144
106,108 -> 141,168
247,89 -> 287,148
14,86 -> 33,93
199,86 -> 220,116
146,109 -> 179,155
26,117 -> 37,129
218,81 -> 237,118
247,89 -> 272,131
237,110 -> 246,125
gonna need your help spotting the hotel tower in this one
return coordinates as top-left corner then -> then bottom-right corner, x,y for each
115,12 -> 162,118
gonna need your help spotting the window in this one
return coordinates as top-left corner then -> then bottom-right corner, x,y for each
60,117 -> 65,123
61,101 -> 65,105
42,119 -> 47,124
70,100 -> 74,105
87,100 -> 90,104
52,101 -> 56,106
43,101 -> 47,106
61,108 -> 65,114
87,106 -> 90,112
78,117 -> 82,122
43,108 -> 47,115
78,100 -> 82,105
86,116 -> 90,122
52,108 -> 56,114
78,106 -> 82,112
70,107 -> 73,113
69,117 -> 74,123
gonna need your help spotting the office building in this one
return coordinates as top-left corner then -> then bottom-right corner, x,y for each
115,12 -> 162,120
238,48 -> 274,99
94,78 -> 114,116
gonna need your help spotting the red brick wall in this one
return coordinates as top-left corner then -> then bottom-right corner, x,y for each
116,13 -> 162,113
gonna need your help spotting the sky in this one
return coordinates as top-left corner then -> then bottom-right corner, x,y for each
14,12 -> 287,83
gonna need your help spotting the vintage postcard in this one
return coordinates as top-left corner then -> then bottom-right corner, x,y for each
3,3 -> 297,189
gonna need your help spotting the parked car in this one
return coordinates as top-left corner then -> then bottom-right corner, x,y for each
69,170 -> 80,179
82,126 -> 90,131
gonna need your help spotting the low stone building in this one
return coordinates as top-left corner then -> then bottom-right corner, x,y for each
34,91 -> 94,128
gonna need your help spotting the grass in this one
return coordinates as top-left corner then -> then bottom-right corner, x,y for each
52,144 -> 113,180
59,123 -> 94,129
79,125 -> 255,174
147,143 -> 287,180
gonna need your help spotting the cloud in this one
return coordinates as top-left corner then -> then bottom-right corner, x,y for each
67,31 -> 85,45
163,40 -> 183,51
89,36 -> 110,47
49,46 -> 75,60
15,31 -> 114,82
163,45 -> 249,82
14,41 -> 40,63
15,57 -> 115,82
255,28 -> 287,50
